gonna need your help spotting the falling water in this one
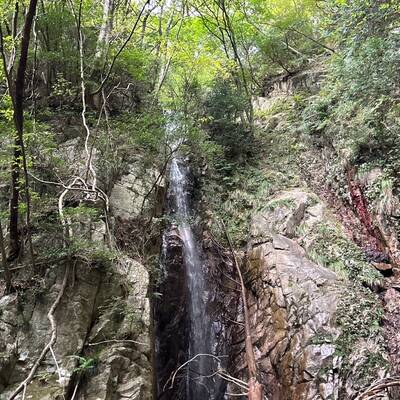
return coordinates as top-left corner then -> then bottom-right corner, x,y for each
170,157 -> 211,400
154,115 -> 228,399
168,156 -> 214,399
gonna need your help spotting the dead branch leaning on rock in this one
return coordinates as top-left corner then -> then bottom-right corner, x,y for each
354,376 -> 400,400
221,220 -> 263,400
8,264 -> 70,400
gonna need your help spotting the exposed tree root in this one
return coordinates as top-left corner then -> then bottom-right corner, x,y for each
8,264 -> 70,400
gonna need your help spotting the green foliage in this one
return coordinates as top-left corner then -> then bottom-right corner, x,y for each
266,198 -> 295,211
335,287 -> 388,384
302,1 -> 400,186
307,222 -> 383,287
51,74 -> 77,108
72,355 -> 99,377
203,163 -> 272,245
204,79 -> 253,160
327,0 -> 399,44
95,109 -> 166,191
37,205 -> 116,267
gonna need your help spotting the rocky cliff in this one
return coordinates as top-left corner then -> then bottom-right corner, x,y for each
230,190 -> 388,399
0,137 -> 161,399
1,68 -> 400,400
216,69 -> 400,400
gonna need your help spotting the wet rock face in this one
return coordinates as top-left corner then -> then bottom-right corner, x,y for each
230,189 -> 389,400
244,235 -> 341,400
155,228 -> 237,400
155,228 -> 189,400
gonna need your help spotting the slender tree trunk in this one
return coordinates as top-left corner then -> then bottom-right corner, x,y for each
0,219 -> 12,293
223,222 -> 263,400
8,0 -> 39,260
8,143 -> 21,259
218,0 -> 253,127
95,0 -> 114,61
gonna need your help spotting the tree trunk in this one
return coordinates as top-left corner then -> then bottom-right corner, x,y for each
0,219 -> 12,293
223,222 -> 263,400
8,143 -> 21,259
8,0 -> 39,260
95,0 -> 114,61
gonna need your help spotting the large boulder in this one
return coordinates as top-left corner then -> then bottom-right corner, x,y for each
110,164 -> 165,220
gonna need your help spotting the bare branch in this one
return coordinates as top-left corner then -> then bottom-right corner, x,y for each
354,376 -> 400,400
221,220 -> 263,400
87,339 -> 148,347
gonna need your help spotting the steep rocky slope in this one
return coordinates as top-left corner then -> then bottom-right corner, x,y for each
0,137 -> 161,399
231,190 -> 388,399
206,69 -> 400,399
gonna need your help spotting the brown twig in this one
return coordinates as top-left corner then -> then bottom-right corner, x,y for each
163,353 -> 250,396
164,353 -> 222,391
354,376 -> 400,400
220,220 -> 263,400
87,339 -> 148,347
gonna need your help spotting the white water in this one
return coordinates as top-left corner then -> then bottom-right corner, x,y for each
169,157 -> 214,399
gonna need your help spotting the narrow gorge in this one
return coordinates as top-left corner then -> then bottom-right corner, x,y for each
156,153 -> 221,399
1,1 -> 400,399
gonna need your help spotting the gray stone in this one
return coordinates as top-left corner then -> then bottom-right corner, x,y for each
229,188 -> 389,400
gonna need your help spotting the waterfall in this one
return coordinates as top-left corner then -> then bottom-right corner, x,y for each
169,156 -> 214,399
155,116 -> 228,400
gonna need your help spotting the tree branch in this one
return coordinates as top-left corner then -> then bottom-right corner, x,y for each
91,0 -> 151,95
221,220 -> 263,400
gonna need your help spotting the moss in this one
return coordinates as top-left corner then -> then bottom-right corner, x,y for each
310,332 -> 335,346
203,163 -> 276,245
266,198 -> 296,211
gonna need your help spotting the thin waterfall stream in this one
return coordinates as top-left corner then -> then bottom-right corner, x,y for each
154,116 -> 234,400
169,156 -> 213,398
170,157 -> 212,400
154,119 -> 230,399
